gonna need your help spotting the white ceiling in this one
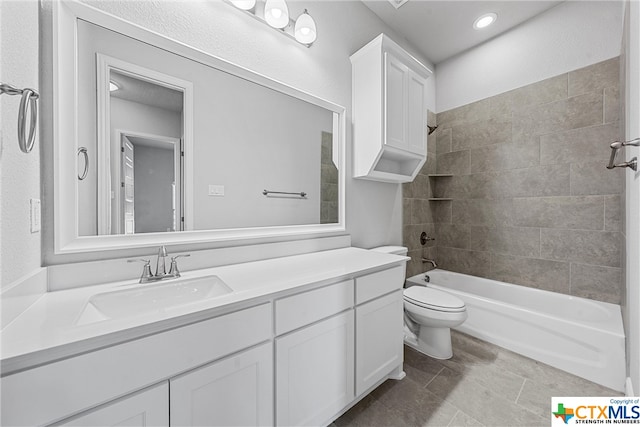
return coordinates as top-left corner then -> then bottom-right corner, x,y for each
361,0 -> 564,64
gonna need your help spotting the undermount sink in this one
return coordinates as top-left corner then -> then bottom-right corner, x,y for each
76,275 -> 233,325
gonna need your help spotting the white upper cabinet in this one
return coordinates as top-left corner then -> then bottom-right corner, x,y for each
351,34 -> 432,183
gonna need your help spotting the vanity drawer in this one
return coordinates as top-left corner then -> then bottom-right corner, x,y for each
1,303 -> 271,427
355,266 -> 405,304
275,280 -> 354,335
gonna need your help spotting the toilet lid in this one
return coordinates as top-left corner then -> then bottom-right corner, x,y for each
404,286 -> 466,312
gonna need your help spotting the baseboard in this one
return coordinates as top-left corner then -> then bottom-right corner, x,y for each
626,377 -> 635,396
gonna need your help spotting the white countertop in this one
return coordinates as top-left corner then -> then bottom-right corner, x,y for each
1,247 -> 407,375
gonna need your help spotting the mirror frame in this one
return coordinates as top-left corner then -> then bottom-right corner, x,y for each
53,1 -> 346,254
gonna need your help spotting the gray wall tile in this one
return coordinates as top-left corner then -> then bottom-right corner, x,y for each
451,117 -> 512,151
418,153 -> 437,176
571,263 -> 622,304
419,57 -> 623,305
489,74 -> 568,118
403,199 -> 413,226
540,229 -> 622,267
571,161 -> 623,195
436,223 -> 470,249
468,226 -> 491,252
437,98 -> 491,129
487,226 -> 541,257
490,254 -> 571,294
436,150 -> 470,175
493,165 -> 570,198
540,123 -> 620,165
568,57 -> 620,97
412,199 -> 434,224
512,92 -> 603,143
470,142 -> 539,173
452,199 -> 514,227
436,128 -> 452,155
512,196 -> 604,230
432,201 -> 452,224
604,87 -> 620,124
605,195 -> 622,231
437,247 -> 491,277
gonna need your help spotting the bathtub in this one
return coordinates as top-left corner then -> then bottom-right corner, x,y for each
406,270 -> 626,392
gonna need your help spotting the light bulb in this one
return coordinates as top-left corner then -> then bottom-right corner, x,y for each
264,0 -> 289,29
230,0 -> 256,10
473,13 -> 497,30
294,10 -> 316,45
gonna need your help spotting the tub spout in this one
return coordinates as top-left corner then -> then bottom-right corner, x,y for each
422,258 -> 437,268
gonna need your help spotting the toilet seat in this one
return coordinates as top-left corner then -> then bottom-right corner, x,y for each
404,286 -> 466,313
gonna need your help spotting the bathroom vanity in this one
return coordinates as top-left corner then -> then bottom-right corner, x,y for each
0,248 -> 407,426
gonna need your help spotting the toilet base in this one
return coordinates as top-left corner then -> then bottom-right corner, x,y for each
406,326 -> 453,360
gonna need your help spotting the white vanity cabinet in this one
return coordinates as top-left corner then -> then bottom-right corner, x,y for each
351,34 -> 432,183
274,280 -> 355,426
1,252 -> 408,427
57,383 -> 169,427
170,343 -> 273,427
276,311 -> 355,426
1,304 -> 272,427
354,266 -> 405,396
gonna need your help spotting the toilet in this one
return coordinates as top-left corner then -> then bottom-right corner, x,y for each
371,246 -> 468,360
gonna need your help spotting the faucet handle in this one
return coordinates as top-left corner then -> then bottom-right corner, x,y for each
128,259 -> 153,282
169,254 -> 190,277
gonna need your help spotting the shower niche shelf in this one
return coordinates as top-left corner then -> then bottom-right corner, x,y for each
427,198 -> 452,201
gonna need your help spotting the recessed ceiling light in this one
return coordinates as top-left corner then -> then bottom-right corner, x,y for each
387,0 -> 409,9
473,13 -> 497,30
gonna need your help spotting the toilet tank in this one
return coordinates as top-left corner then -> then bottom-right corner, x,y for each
371,246 -> 408,256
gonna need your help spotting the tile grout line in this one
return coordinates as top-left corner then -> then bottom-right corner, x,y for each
423,366 -> 446,389
446,410 -> 462,427
514,378 -> 527,404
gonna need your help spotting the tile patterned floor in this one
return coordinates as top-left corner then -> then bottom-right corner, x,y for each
333,331 -> 621,427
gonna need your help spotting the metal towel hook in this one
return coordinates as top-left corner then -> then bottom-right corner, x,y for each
77,147 -> 89,180
0,83 -> 39,153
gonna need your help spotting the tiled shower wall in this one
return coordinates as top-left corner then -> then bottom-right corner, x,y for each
320,131 -> 339,224
403,110 -> 437,278
428,57 -> 624,304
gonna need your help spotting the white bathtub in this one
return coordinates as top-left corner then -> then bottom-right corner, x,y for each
406,270 -> 626,392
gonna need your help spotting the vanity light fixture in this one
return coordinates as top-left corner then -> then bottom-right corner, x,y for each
294,10 -> 316,45
264,0 -> 289,29
109,81 -> 119,92
230,0 -> 256,11
473,12 -> 497,30
226,0 -> 317,47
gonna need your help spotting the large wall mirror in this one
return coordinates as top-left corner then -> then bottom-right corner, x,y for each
54,1 -> 345,254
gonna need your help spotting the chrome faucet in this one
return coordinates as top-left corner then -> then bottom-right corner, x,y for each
156,245 -> 168,276
422,258 -> 438,268
128,246 -> 190,283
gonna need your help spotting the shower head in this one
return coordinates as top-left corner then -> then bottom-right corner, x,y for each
427,125 -> 438,135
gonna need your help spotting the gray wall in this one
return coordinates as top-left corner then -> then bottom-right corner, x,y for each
405,58 -> 624,305
133,144 -> 175,233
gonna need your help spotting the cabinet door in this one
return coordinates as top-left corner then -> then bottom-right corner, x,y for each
170,342 -> 273,427
60,383 -> 168,427
356,290 -> 404,396
276,310 -> 354,426
407,69 -> 427,155
384,52 -> 408,150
